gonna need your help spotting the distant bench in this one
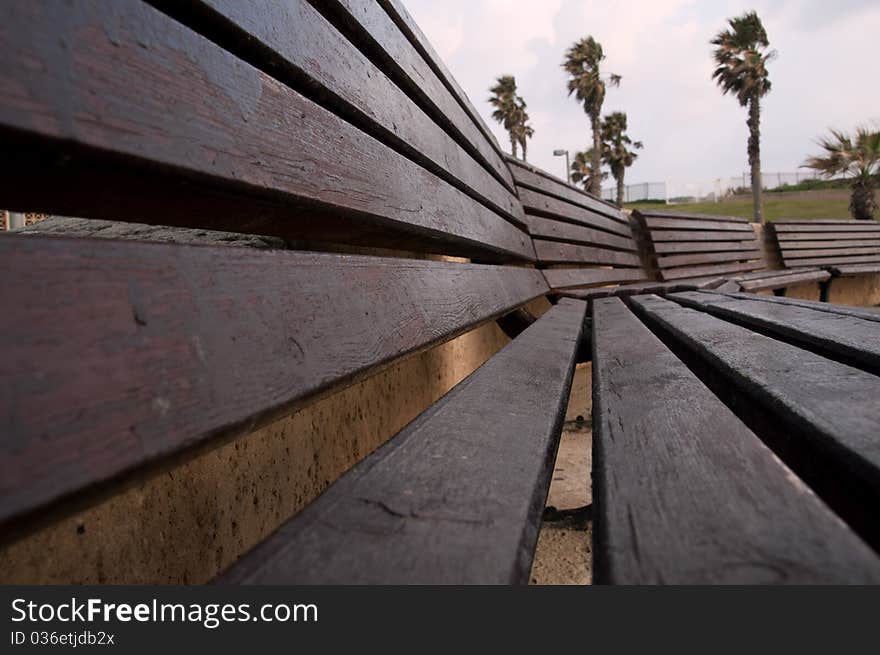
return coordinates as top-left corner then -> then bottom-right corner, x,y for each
634,209 -> 830,294
769,219 -> 880,301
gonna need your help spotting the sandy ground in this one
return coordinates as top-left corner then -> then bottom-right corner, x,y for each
530,363 -> 593,585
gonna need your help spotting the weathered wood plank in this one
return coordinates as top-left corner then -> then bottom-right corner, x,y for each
371,0 -> 514,190
543,267 -> 646,291
507,159 -> 628,223
780,246 -> 880,259
654,241 -> 763,254
667,291 -> 880,374
737,269 -> 830,291
630,293 -> 880,552
557,281 -> 698,301
660,261 -> 763,281
0,0 -> 533,261
777,239 -> 880,250
715,292 -> 880,324
160,0 -> 525,228
592,296 -> 880,584
785,254 -> 880,267
216,299 -> 587,584
832,263 -> 880,276
772,223 -> 880,233
657,249 -> 762,268
523,215 -> 636,251
533,240 -> 642,267
642,217 -> 753,232
635,210 -> 750,224
648,230 -> 758,242
517,187 -> 632,237
0,234 -> 549,536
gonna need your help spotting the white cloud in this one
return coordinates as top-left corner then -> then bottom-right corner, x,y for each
404,0 -> 880,186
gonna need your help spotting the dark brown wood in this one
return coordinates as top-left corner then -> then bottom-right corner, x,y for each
777,239 -> 880,249
631,293 -> 880,553
780,247 -> 880,259
557,281 -> 700,301
524,215 -> 636,251
661,261 -> 763,281
371,0 -> 514,191
533,240 -> 642,267
668,291 -> 880,375
737,269 -> 830,292
657,249 -> 762,268
592,296 -> 880,584
216,299 -> 587,584
635,210 -> 751,224
648,230 -> 758,242
517,187 -> 632,237
788,254 -> 880,267
507,158 -> 627,223
0,0 -> 533,262
159,0 -> 525,228
654,241 -> 763,254
715,292 -> 880,324
773,221 -> 880,231
642,216 -> 754,232
832,263 -> 880,276
0,234 -> 549,538
543,267 -> 646,291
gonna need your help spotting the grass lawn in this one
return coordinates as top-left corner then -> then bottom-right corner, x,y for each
623,190 -> 868,221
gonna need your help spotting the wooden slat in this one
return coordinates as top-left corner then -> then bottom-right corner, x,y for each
785,254 -> 880,267
0,0 -> 533,262
165,0 -> 524,228
533,240 -> 642,267
772,223 -> 880,233
632,293 -> 880,552
523,215 -> 636,251
0,234 -> 549,536
635,210 -> 750,224
657,249 -> 762,268
778,239 -> 880,250
737,270 -> 830,292
557,281 -> 698,301
661,261 -> 763,281
780,246 -> 880,259
833,264 -> 880,276
592,297 -> 880,584
216,299 -> 587,584
517,187 -> 632,237
374,0 -> 514,191
543,267 -> 646,291
668,291 -> 880,375
644,217 -> 754,232
507,159 -> 627,224
774,219 -> 880,226
654,241 -> 763,254
717,292 -> 880,324
649,230 -> 758,243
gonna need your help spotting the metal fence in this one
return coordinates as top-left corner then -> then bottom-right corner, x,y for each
601,172 -> 820,205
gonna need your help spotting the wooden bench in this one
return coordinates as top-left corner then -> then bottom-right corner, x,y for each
0,0 -> 586,584
634,210 -> 830,294
768,219 -> 880,301
593,292 -> 880,583
507,160 -> 717,301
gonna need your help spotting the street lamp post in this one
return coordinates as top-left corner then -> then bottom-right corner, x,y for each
553,149 -> 570,184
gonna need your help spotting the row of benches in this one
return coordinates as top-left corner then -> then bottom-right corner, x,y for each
1,0 -> 879,584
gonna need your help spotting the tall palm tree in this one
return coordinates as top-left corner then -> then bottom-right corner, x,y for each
601,112 -> 643,208
488,75 -> 521,158
563,37 -> 620,196
512,97 -> 534,162
711,11 -> 775,223
803,127 -> 880,220
570,149 -> 607,193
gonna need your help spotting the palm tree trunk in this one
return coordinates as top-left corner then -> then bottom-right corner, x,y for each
521,138 -> 528,162
747,95 -> 764,223
509,132 -> 518,159
590,110 -> 602,196
616,172 -> 625,208
851,178 -> 877,220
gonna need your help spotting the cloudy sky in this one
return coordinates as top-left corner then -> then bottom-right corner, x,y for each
404,0 -> 879,189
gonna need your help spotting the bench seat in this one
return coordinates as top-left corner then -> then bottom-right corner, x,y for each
217,299 -> 587,584
592,295 -> 880,583
730,267 -> 831,292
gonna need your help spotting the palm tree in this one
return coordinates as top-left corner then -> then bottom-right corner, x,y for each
601,112 -> 643,208
512,97 -> 534,162
488,75 -> 521,159
803,127 -> 880,220
563,37 -> 620,196
711,11 -> 775,223
570,149 -> 607,193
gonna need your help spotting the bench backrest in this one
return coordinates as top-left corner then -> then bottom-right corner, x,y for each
633,209 -> 765,282
0,0 -> 549,540
506,158 -> 653,294
769,219 -> 880,270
